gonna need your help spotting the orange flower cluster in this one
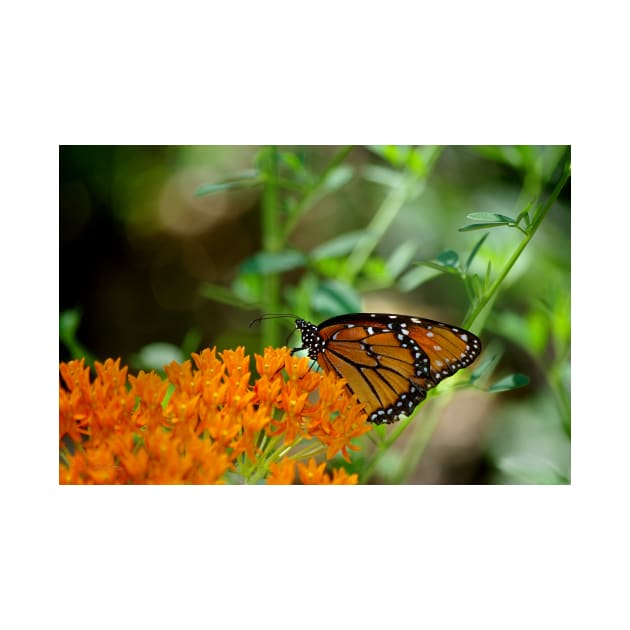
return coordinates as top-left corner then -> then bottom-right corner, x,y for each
59,347 -> 370,484
268,458 -> 358,484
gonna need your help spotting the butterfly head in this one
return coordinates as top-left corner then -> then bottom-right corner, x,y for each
293,318 -> 324,360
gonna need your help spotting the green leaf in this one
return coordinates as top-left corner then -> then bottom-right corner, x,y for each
240,250 -> 307,275
487,373 -> 530,393
362,256 -> 390,283
59,308 -> 94,362
465,232 -> 489,272
490,310 -> 550,357
285,273 -> 319,318
361,164 -> 404,188
368,145 -> 411,167
59,309 -> 81,341
467,212 -> 517,223
412,250 -> 461,276
321,164 -> 354,192
195,170 -> 262,196
279,152 -> 308,175
436,249 -> 459,268
417,261 -> 459,275
199,283 -> 255,308
459,222 -> 510,232
312,257 -> 344,278
386,241 -> 418,279
397,266 -> 444,291
406,148 -> 426,176
278,151 -> 314,187
516,201 -> 535,227
311,280 -> 362,316
484,260 -> 492,289
310,231 -> 364,260
470,352 -> 502,383
470,273 -> 483,298
231,272 -> 264,305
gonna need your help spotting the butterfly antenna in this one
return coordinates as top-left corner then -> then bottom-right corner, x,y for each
249,313 -> 299,328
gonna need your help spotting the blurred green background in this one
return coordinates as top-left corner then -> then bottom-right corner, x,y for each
59,145 -> 570,484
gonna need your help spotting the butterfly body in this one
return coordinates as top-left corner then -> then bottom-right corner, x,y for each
292,313 -> 481,424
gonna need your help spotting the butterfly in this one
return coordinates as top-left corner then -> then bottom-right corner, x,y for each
256,312 -> 482,425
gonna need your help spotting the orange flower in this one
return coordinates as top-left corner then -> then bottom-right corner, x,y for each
267,458 -> 296,485
59,346 -> 370,484
328,467 -> 359,485
59,386 -> 90,445
270,384 -> 309,443
296,458 -> 358,485
254,347 -> 286,379
59,359 -> 92,444
128,370 -> 169,430
191,347 -> 223,376
59,358 -> 92,397
297,458 -> 328,484
164,390 -> 201,426
164,359 -> 201,397
306,373 -> 372,462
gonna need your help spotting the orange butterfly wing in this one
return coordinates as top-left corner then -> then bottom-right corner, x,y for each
295,313 -> 481,424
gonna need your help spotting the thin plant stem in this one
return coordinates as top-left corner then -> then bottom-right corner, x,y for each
260,147 -> 283,347
392,399 -> 449,484
340,180 -> 418,283
340,147 -> 442,283
291,442 -> 328,460
464,162 -> 571,330
246,434 -> 296,484
361,416 -> 414,483
548,356 -> 571,438
282,146 -> 354,240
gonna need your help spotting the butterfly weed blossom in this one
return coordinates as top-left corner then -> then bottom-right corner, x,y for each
59,347 -> 368,484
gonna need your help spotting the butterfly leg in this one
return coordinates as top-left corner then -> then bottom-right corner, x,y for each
289,345 -> 306,356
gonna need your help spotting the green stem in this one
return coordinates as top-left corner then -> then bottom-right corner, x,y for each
260,147 -> 283,347
392,400 -> 446,484
282,146 -> 354,240
245,434 -> 306,485
290,442 -> 328,461
548,357 -> 571,438
341,147 -> 442,284
464,162 -> 570,330
340,181 -> 415,283
361,416 -> 413,483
